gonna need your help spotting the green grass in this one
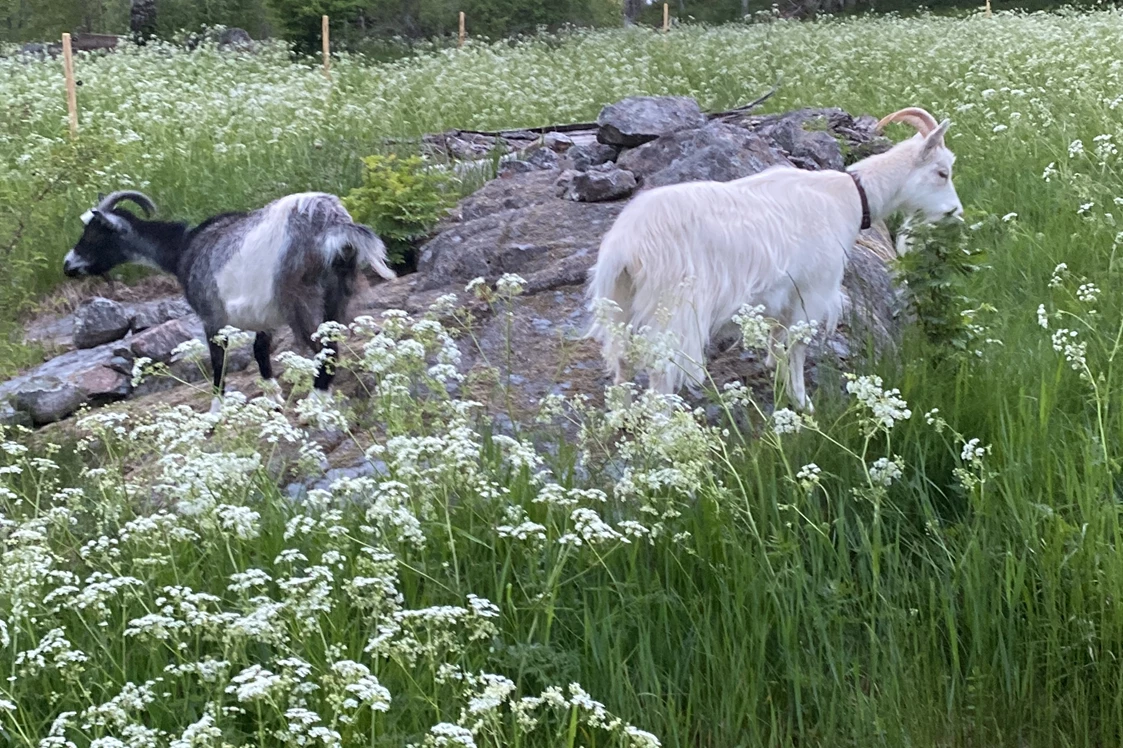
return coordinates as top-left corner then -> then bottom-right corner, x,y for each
4,9 -> 1123,747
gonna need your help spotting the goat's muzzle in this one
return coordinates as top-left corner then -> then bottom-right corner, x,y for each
63,257 -> 87,278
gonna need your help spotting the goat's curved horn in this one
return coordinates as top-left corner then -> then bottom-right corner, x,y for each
876,107 -> 939,136
96,191 -> 157,217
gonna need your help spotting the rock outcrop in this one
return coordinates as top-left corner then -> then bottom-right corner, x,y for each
2,97 -> 900,427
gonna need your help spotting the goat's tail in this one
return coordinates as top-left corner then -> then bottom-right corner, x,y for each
584,232 -> 636,384
319,223 -> 396,281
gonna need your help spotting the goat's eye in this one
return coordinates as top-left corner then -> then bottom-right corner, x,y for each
937,169 -> 950,180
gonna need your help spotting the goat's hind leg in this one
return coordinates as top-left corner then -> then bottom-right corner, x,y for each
647,331 -> 705,398
313,269 -> 355,393
284,271 -> 352,396
206,328 -> 227,414
601,335 -> 632,387
284,296 -> 329,390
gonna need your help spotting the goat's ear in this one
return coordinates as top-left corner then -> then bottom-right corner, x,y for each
922,119 -> 952,159
91,209 -> 127,233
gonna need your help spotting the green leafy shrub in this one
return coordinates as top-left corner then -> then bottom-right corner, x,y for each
342,154 -> 456,269
893,218 -> 988,357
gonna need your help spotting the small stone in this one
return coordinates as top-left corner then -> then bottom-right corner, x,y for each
128,297 -> 193,333
74,365 -> 131,403
558,163 -> 637,203
108,356 -> 133,375
499,148 -> 558,177
130,316 -> 203,362
0,400 -> 29,427
559,142 -> 618,172
525,147 -> 559,170
498,159 -> 536,177
23,314 -> 75,352
543,132 -> 575,152
554,169 -> 580,199
73,297 -> 132,349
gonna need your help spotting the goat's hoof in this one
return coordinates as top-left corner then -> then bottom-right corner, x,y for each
260,379 -> 285,407
297,389 -> 334,426
209,396 -> 223,415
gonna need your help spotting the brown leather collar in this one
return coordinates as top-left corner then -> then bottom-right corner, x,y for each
849,171 -> 872,231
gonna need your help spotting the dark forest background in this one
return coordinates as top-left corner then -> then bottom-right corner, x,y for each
0,0 -> 1097,50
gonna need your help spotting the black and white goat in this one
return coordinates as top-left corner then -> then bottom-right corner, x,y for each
63,191 -> 395,408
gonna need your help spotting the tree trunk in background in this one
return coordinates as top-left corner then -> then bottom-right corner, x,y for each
623,0 -> 643,25
130,0 -> 157,39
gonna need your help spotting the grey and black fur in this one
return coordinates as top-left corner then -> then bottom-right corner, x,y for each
64,191 -> 395,398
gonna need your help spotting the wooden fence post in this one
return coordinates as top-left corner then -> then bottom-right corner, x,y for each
458,11 -> 466,48
322,15 -> 331,77
62,33 -> 78,139
663,3 -> 670,32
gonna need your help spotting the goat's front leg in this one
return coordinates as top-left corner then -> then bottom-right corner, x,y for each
313,341 -> 339,393
253,331 -> 284,406
764,324 -> 785,370
253,331 -> 273,379
786,341 -> 812,414
206,330 -> 227,414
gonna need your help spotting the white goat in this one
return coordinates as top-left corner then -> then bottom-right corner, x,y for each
586,107 -> 963,411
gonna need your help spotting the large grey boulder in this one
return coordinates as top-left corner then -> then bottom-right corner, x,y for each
596,96 -> 707,148
767,117 -> 845,171
748,108 -> 891,169
415,171 -> 625,293
12,380 -> 87,426
0,340 -> 131,425
617,122 -> 791,185
74,298 -> 132,349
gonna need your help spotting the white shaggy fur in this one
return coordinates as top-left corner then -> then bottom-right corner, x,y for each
215,196 -> 296,332
586,107 -> 964,411
213,193 -> 392,333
